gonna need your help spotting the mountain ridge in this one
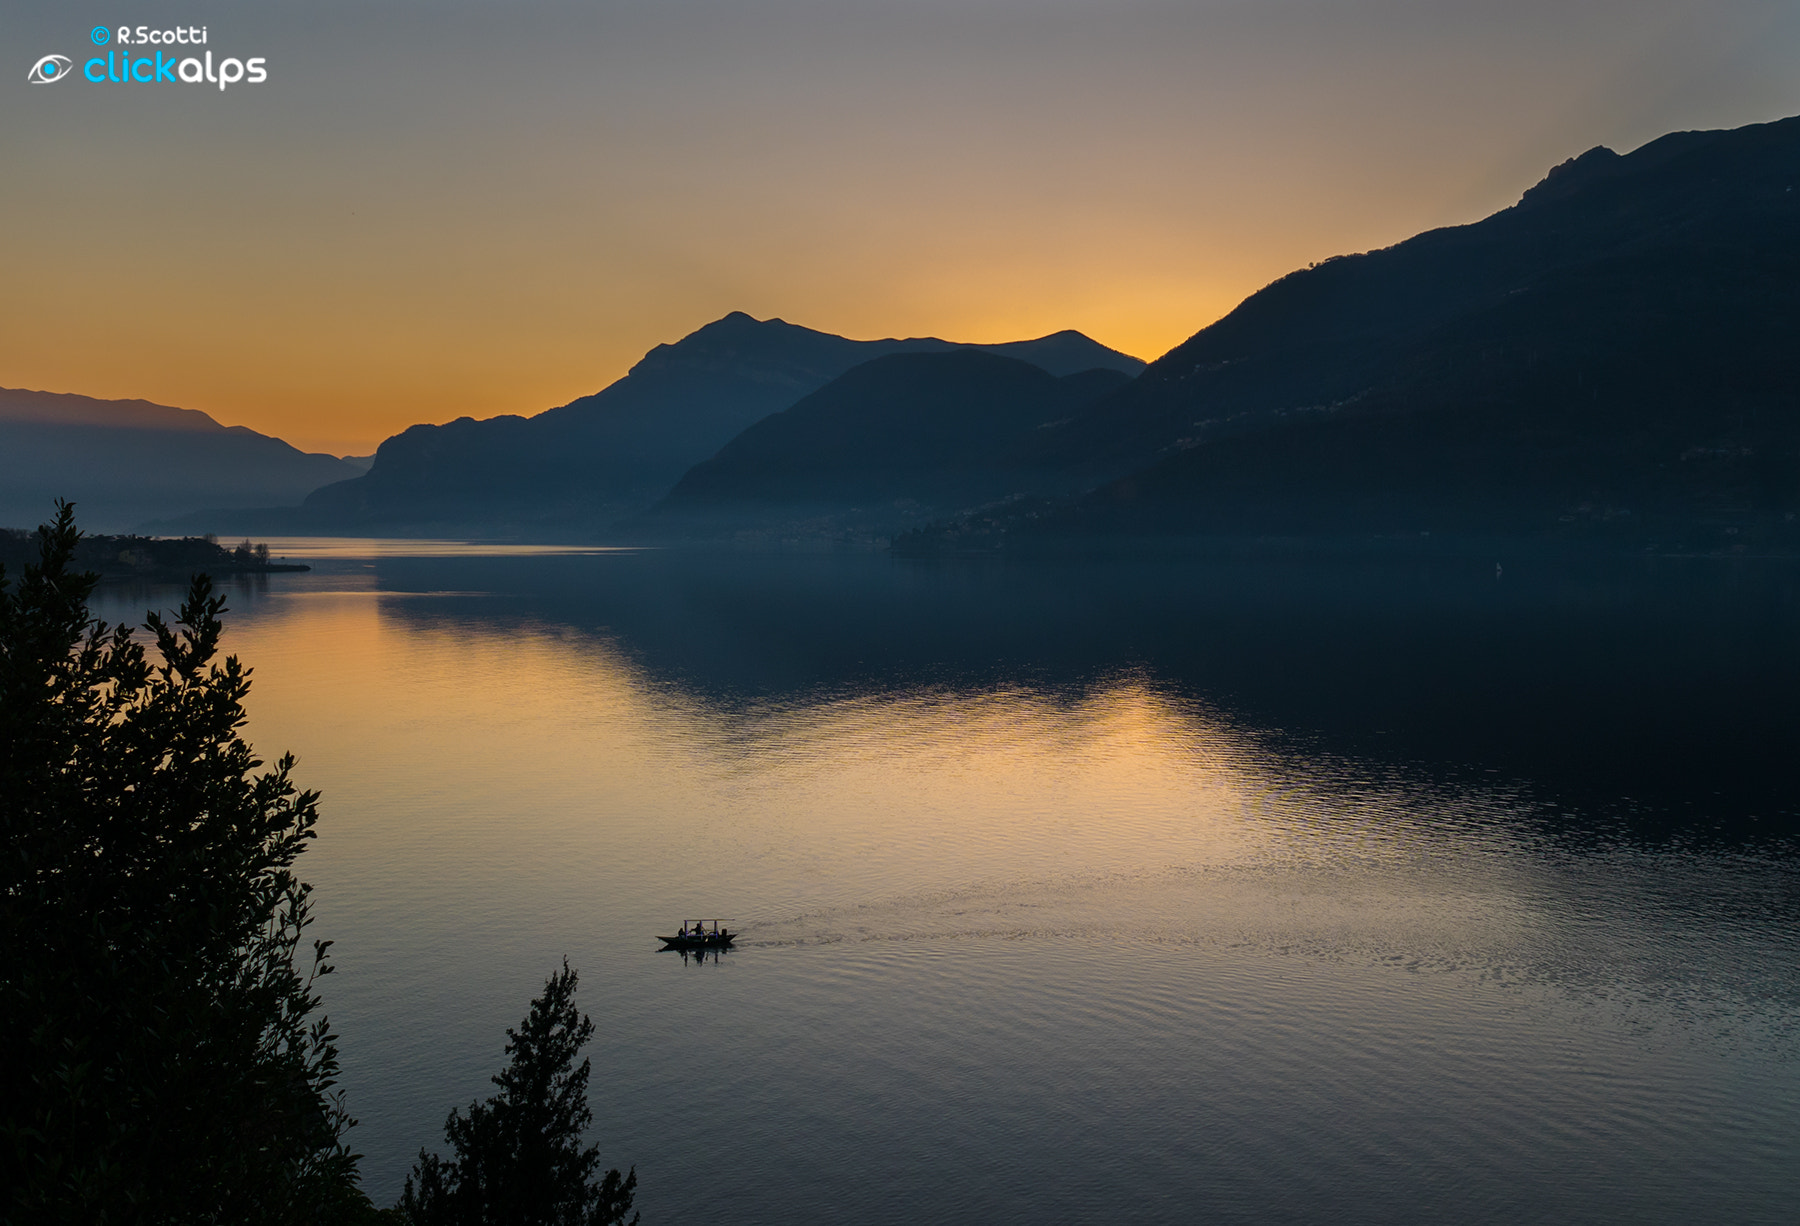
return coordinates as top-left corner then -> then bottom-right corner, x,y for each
0,388 -> 362,533
201,314 -> 1144,537
899,113 -> 1800,555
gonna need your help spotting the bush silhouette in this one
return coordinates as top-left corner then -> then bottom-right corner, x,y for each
0,503 -> 369,1221
401,960 -> 637,1226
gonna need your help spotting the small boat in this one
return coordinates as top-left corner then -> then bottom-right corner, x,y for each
658,919 -> 736,951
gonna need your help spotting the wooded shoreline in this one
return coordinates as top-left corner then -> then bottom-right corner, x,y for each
0,528 -> 309,581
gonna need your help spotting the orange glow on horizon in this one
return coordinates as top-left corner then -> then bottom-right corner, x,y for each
5,0 -> 1794,456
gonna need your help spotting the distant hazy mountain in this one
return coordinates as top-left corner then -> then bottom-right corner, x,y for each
647,352 -> 1132,540
0,389 -> 361,533
903,114 -> 1800,555
266,314 -> 1144,538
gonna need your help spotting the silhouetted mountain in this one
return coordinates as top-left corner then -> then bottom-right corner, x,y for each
903,115 -> 1800,555
230,314 -> 1142,538
647,352 -> 1130,541
0,389 -> 360,533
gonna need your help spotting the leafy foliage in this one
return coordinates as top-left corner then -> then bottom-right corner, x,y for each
0,503 -> 371,1222
401,961 -> 638,1226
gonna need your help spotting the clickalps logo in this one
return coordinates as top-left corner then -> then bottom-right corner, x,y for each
29,24 -> 267,90
29,54 -> 74,83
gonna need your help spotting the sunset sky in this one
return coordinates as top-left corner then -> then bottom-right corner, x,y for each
5,0 -> 1797,456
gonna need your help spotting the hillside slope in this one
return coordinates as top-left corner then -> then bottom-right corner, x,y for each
906,115 -> 1800,554
648,352 -> 1130,540
286,313 -> 1143,537
0,389 -> 360,533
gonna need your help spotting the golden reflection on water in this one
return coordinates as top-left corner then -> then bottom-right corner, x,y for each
89,562 -> 1799,1219
253,536 -> 637,560
206,577 -> 1572,970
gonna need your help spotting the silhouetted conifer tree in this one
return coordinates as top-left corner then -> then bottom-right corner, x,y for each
0,503 -> 373,1221
400,961 -> 638,1226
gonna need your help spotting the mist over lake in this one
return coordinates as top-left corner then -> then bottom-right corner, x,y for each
85,543 -> 1800,1223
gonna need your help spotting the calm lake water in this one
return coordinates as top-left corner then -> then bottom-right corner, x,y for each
92,544 -> 1800,1223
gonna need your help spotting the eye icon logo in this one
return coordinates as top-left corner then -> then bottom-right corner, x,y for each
29,54 -> 73,84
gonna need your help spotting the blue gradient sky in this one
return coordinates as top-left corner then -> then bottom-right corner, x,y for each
4,0 -> 1797,454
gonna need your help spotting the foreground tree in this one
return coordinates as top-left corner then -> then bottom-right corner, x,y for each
0,504 -> 371,1221
400,961 -> 638,1226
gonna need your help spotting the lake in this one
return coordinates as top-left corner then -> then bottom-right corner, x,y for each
91,544 -> 1800,1223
